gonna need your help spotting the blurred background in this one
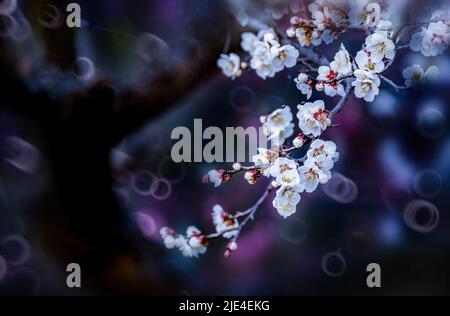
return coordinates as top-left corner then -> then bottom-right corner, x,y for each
0,0 -> 449,295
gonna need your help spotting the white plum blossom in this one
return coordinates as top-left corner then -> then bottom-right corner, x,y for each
297,100 -> 331,137
355,50 -> 385,73
317,66 -> 346,97
252,148 -> 279,176
241,28 -> 277,54
294,73 -> 313,99
269,157 -> 300,186
351,69 -> 380,102
244,169 -> 261,184
298,158 -> 330,193
365,32 -> 396,62
410,21 -> 449,57
160,227 -> 178,249
247,32 -> 299,80
184,226 -> 208,257
402,64 -> 423,87
206,169 -> 224,187
212,205 -> 239,239
241,32 -> 258,54
402,64 -> 440,87
217,53 -> 242,80
307,139 -> 339,163
330,44 -> 353,76
273,184 -> 303,218
263,106 -> 295,147
276,45 -> 300,68
160,226 -> 208,258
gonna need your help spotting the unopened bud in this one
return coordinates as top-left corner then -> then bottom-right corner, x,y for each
315,82 -> 324,92
232,162 -> 242,171
293,134 -> 305,148
286,27 -> 296,38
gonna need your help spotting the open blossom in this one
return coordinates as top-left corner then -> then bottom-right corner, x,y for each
355,50 -> 385,74
351,69 -> 380,102
160,227 -> 178,249
297,100 -> 330,137
294,73 -> 313,99
217,53 -> 242,80
330,44 -> 352,76
212,205 -> 239,239
307,139 -> 339,162
276,45 -> 300,68
247,32 -> 299,80
252,148 -> 279,176
317,66 -> 345,97
160,226 -> 208,257
402,65 -> 439,87
298,158 -> 330,193
410,21 -> 449,57
270,157 -> 300,186
241,28 -> 277,54
205,169 -> 225,187
365,32 -> 395,62
244,169 -> 261,184
273,184 -> 303,218
263,106 -> 294,147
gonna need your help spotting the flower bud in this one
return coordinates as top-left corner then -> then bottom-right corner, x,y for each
293,134 -> 305,148
244,170 -> 260,185
228,241 -> 238,251
232,162 -> 242,171
259,115 -> 267,124
286,26 -> 296,38
315,82 -> 324,92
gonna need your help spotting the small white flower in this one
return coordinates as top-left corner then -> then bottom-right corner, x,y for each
263,106 -> 294,147
410,21 -> 449,57
365,32 -> 396,62
212,205 -> 239,239
351,69 -> 380,102
402,64 -> 424,87
264,106 -> 293,131
217,53 -> 242,80
270,157 -> 300,186
184,226 -> 208,257
277,44 -> 299,68
355,50 -> 385,73
206,169 -> 223,188
294,73 -> 313,99
252,148 -> 279,175
424,65 -> 439,80
297,100 -> 331,137
160,227 -> 178,249
295,26 -> 313,47
317,66 -> 345,97
244,169 -> 261,184
241,32 -> 258,54
161,226 -> 208,257
307,139 -> 339,163
298,158 -> 330,193
402,64 -> 440,87
273,184 -> 303,218
330,44 -> 352,76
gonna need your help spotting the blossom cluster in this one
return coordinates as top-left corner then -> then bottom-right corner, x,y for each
162,1 -> 450,259
295,24 -> 395,102
410,10 -> 450,57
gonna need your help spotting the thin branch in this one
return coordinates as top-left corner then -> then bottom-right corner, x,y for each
206,182 -> 273,240
328,81 -> 353,120
380,75 -> 408,92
